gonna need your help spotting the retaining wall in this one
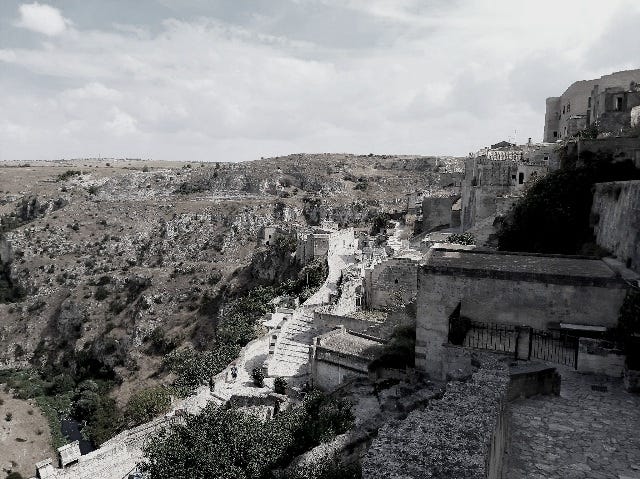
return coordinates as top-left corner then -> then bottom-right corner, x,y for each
362,354 -> 510,479
592,181 -> 640,272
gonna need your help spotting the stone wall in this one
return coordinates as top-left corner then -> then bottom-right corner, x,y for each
592,181 -> 640,272
362,354 -> 509,479
460,156 -> 547,232
577,337 -> 625,377
415,249 -> 629,378
363,257 -> 418,310
421,195 -> 458,233
562,137 -> 640,169
632,105 -> 640,128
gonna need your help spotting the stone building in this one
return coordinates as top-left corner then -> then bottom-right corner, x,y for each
296,227 -> 356,265
459,141 -> 553,234
544,69 -> 640,142
415,246 -> 631,380
309,327 -> 385,391
362,252 -> 421,310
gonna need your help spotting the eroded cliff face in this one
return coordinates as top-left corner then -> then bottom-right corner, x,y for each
0,154 -> 462,399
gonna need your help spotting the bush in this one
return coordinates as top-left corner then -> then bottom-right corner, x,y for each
447,233 -> 475,245
125,386 -> 172,427
142,391 -> 353,479
274,377 -> 287,394
94,286 -> 109,301
6,472 -> 24,479
368,323 -> 415,372
56,170 -> 81,182
252,367 -> 264,387
497,154 -> 640,254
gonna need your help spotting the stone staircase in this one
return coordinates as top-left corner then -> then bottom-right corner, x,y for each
267,310 -> 317,377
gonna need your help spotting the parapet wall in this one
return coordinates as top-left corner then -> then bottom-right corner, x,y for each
592,181 -> 640,272
362,354 -> 509,479
363,257 -> 418,310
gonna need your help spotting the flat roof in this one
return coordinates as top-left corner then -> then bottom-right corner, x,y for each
422,248 -> 627,288
320,331 -> 385,359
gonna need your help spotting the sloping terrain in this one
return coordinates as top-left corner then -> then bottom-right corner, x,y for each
0,154 -> 461,465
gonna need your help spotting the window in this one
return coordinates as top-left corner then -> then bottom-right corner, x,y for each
394,279 -> 398,284
518,172 -> 524,184
562,106 -> 565,114
544,156 -> 549,161
588,97 -> 591,108
511,174 -> 516,180
616,96 -> 623,111
567,103 -> 570,113
553,131 -> 558,138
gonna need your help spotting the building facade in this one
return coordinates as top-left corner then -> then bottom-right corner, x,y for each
544,69 -> 640,142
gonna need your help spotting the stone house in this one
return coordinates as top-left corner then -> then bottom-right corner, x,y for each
309,327 -> 385,391
544,69 -> 640,141
415,246 -> 631,380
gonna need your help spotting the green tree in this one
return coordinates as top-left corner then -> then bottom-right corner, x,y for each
125,386 -> 172,427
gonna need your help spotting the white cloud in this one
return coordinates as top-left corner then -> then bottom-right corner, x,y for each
0,0 -> 638,162
15,2 -> 70,36
105,108 -> 138,136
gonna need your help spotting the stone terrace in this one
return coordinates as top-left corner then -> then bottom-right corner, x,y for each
506,367 -> 640,479
424,248 -> 625,286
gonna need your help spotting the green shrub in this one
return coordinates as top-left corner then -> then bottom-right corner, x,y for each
274,377 -> 287,394
94,286 -> 109,301
447,233 -> 475,245
369,323 -> 415,372
125,386 -> 172,427
619,286 -> 640,369
142,391 -> 353,479
497,154 -> 640,254
6,471 -> 24,479
56,170 -> 82,182
252,367 -> 264,387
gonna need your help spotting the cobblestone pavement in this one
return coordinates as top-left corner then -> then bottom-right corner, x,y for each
506,367 -> 640,479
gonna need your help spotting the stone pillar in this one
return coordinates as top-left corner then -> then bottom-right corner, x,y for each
515,326 -> 531,360
415,270 -> 460,380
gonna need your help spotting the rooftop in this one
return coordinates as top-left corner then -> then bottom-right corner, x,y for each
422,247 -> 628,287
319,329 -> 385,359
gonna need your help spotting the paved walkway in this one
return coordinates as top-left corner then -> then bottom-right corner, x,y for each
507,367 -> 640,479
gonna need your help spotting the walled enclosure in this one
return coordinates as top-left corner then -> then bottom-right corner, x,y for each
415,248 -> 628,379
363,354 -> 509,479
363,256 -> 418,310
592,181 -> 640,272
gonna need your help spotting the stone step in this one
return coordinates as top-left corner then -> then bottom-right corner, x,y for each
277,340 -> 310,352
274,349 -> 309,361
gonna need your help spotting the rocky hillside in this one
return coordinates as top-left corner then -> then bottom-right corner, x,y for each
0,154 -> 462,402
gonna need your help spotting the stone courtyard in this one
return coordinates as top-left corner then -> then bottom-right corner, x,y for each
506,367 -> 640,479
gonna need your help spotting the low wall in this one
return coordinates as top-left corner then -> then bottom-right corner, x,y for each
507,363 -> 561,401
363,354 -> 509,479
577,338 -> 625,377
313,311 -> 402,339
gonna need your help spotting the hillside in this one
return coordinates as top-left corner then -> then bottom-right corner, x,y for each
0,154 -> 461,408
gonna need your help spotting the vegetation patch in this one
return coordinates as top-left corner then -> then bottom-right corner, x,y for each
141,391 -> 354,479
496,153 -> 640,254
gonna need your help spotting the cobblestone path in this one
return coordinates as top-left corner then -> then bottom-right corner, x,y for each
507,368 -> 640,479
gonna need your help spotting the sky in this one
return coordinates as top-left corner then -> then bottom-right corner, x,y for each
1,1 -> 639,162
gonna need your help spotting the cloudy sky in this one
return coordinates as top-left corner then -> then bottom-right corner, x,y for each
1,1 -> 639,162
